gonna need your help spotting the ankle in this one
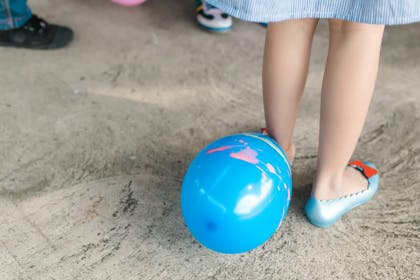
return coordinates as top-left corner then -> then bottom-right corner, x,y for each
312,171 -> 345,199
263,129 -> 295,164
312,165 -> 370,200
283,142 -> 296,164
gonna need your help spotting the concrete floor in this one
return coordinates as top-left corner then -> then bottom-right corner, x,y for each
1,0 -> 419,279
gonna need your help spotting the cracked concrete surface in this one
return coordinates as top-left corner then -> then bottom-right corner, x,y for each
0,0 -> 419,279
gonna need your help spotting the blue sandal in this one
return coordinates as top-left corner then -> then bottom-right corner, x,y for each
305,160 -> 379,228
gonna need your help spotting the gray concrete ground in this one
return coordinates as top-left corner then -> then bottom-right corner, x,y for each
1,0 -> 419,279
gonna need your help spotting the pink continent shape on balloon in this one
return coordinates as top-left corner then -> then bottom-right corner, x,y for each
112,0 -> 147,6
230,147 -> 259,164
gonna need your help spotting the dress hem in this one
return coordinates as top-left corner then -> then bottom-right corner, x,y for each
206,1 -> 420,25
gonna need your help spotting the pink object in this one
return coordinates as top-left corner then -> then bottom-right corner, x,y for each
230,147 -> 259,165
112,0 -> 147,6
206,146 -> 234,155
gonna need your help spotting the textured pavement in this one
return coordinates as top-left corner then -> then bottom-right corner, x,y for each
0,1 -> 419,279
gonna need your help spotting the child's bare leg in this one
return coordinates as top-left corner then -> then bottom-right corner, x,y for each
313,20 -> 384,200
263,19 -> 318,163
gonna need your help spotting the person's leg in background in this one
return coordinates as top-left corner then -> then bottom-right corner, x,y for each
0,0 -> 32,30
0,0 -> 73,49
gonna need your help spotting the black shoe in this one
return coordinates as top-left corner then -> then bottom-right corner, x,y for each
0,15 -> 73,49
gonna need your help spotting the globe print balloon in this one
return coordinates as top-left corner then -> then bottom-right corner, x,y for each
181,132 -> 292,254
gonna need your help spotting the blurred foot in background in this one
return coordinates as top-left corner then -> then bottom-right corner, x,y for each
195,0 -> 232,33
0,0 -> 73,49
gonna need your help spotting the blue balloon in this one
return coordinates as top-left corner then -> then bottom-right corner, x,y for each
181,132 -> 292,254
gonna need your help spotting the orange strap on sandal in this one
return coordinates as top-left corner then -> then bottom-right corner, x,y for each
349,160 -> 378,179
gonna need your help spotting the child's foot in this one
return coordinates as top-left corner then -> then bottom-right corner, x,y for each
0,15 -> 73,49
313,163 -> 370,200
195,0 -> 233,33
261,128 -> 295,165
305,161 -> 379,228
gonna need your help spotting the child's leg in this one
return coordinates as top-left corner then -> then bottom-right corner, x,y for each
313,20 -> 385,200
263,19 -> 319,163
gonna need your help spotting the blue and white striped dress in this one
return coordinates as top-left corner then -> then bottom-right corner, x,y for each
206,0 -> 420,25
